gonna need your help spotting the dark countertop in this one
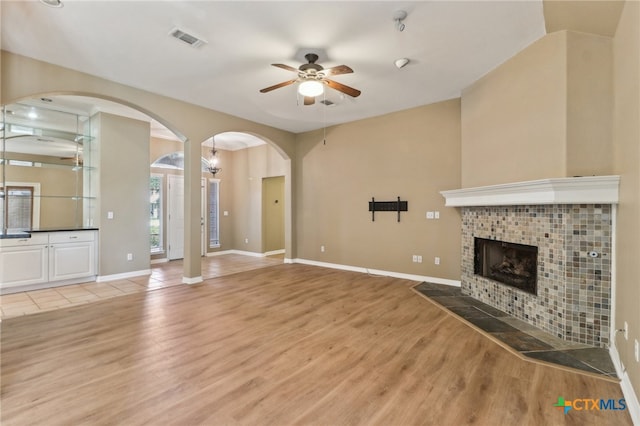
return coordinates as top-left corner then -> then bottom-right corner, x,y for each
0,228 -> 99,239
30,227 -> 99,233
0,232 -> 31,239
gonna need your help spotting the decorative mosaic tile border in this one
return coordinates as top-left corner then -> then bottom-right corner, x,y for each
460,204 -> 611,347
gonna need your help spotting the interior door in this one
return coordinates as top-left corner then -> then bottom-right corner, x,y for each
262,176 -> 285,253
167,175 -> 184,260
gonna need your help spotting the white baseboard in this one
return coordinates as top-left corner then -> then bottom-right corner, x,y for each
206,249 -> 262,257
610,343 -> 640,425
291,258 -> 461,287
206,249 -> 283,258
97,269 -> 151,282
264,249 -> 285,256
182,276 -> 203,285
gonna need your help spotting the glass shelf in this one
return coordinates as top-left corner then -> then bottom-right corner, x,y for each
3,158 -> 96,172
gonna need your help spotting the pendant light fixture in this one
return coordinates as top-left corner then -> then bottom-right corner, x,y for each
207,143 -> 221,176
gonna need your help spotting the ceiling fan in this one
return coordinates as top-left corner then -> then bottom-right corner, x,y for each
259,53 -> 361,105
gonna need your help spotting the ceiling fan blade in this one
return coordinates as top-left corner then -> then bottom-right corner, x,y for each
322,65 -> 353,76
303,96 -> 315,106
259,79 -> 298,93
325,79 -> 361,98
272,63 -> 299,73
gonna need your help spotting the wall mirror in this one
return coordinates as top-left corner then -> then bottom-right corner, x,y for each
1,103 -> 97,234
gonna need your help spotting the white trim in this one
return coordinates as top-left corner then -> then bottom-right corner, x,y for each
182,275 -> 203,285
207,178 -> 220,251
440,175 -> 620,207
292,258 -> 461,287
609,205 -> 640,425
284,257 -> 294,264
264,249 -> 285,256
150,257 -> 169,264
97,269 -> 151,282
206,249 -> 270,258
205,250 -> 235,257
611,204 -> 618,347
609,344 -> 640,425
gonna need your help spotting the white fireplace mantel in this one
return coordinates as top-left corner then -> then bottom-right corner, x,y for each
440,176 -> 620,207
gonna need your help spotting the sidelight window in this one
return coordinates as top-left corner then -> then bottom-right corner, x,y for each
150,175 -> 163,253
209,179 -> 220,248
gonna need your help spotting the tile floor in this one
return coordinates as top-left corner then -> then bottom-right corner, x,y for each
0,253 -> 283,320
414,281 -> 618,379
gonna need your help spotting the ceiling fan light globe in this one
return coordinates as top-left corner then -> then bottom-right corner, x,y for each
298,80 -> 324,97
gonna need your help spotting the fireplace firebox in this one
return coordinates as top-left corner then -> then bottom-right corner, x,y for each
474,238 -> 538,295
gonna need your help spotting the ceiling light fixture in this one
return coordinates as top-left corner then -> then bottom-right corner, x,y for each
207,142 -> 221,176
393,10 -> 407,32
39,0 -> 64,8
298,79 -> 324,97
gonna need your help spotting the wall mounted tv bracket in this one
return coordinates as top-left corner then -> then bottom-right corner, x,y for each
369,197 -> 408,222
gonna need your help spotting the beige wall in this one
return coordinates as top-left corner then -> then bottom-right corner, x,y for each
566,31 -> 613,177
613,0 -> 640,403
295,99 -> 461,280
94,112 -> 150,276
461,30 -> 613,187
461,32 -> 567,187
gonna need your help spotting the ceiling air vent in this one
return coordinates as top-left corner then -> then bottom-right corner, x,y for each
169,28 -> 206,48
320,99 -> 335,106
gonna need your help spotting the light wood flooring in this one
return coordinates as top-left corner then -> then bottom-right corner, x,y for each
1,262 -> 632,425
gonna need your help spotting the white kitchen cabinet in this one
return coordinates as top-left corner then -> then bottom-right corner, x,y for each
49,231 -> 97,282
0,234 -> 49,288
0,230 -> 97,293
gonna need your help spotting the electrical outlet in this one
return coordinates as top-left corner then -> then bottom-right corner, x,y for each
417,255 -> 422,263
624,321 -> 629,340
412,255 -> 418,262
107,211 -> 114,219
426,211 -> 435,219
320,245 -> 325,253
126,253 -> 133,261
244,238 -> 249,244
434,257 -> 440,265
635,340 -> 639,363
434,211 -> 440,219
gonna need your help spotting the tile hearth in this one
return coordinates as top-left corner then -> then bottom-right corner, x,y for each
414,281 -> 617,380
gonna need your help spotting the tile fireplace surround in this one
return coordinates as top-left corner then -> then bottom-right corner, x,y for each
441,176 -> 620,348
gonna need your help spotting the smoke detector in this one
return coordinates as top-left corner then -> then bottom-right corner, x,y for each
394,58 -> 410,69
40,0 -> 63,8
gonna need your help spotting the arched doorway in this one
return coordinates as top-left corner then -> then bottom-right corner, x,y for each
201,132 -> 287,258
2,92 -> 294,284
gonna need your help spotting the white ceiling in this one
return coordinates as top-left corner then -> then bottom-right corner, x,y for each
1,0 -> 546,140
